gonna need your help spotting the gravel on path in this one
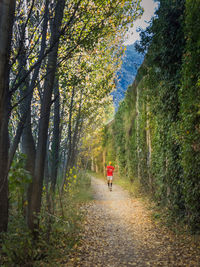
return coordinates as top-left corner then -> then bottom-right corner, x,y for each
65,177 -> 200,267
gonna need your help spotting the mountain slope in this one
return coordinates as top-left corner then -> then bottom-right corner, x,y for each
112,43 -> 144,108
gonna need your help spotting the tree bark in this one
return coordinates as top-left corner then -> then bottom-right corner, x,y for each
61,86 -> 75,190
50,76 -> 60,192
146,101 -> 152,189
18,40 -> 36,176
0,0 -> 16,233
69,93 -> 83,169
66,86 -> 76,169
8,0 -> 49,170
136,85 -> 140,179
27,0 -> 65,232
103,149 -> 106,177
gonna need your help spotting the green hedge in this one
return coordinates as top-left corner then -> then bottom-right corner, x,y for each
103,0 -> 200,232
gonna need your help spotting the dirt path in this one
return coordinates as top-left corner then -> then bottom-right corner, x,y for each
66,177 -> 200,267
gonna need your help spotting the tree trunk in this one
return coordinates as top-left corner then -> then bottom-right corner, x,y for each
18,35 -> 36,176
103,149 -> 106,177
136,85 -> 140,179
95,161 -> 98,173
27,0 -> 65,232
146,101 -> 152,189
8,0 -> 49,170
50,76 -> 60,192
66,86 -> 76,170
0,0 -> 16,233
69,89 -> 83,168
91,154 -> 94,172
61,86 -> 75,190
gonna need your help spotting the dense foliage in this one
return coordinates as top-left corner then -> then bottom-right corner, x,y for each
100,0 -> 200,232
1,171 -> 92,266
178,0 -> 200,230
0,0 -> 143,264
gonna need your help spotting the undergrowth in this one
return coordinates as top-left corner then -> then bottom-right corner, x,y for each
114,175 -> 195,235
116,176 -> 200,238
114,177 -> 143,198
90,171 -> 143,198
0,171 -> 92,267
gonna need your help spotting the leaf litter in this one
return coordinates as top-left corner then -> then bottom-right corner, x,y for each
63,177 -> 200,267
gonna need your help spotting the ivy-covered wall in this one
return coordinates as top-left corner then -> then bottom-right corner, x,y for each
103,0 -> 200,231
178,0 -> 200,230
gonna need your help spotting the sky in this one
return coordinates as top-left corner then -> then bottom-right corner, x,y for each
124,0 -> 158,45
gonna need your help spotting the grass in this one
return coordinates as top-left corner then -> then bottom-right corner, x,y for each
90,170 -> 144,198
111,175 -> 200,237
80,171 -> 200,239
89,171 -> 184,232
87,170 -> 105,181
114,177 -> 143,198
0,171 -> 93,267
113,176 -> 188,234
68,170 -> 93,203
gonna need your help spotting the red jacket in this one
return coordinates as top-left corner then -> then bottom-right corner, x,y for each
107,165 -> 114,176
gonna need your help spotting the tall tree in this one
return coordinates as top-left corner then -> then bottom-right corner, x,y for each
27,0 -> 66,232
50,75 -> 60,192
0,0 -> 16,232
0,0 -> 142,234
